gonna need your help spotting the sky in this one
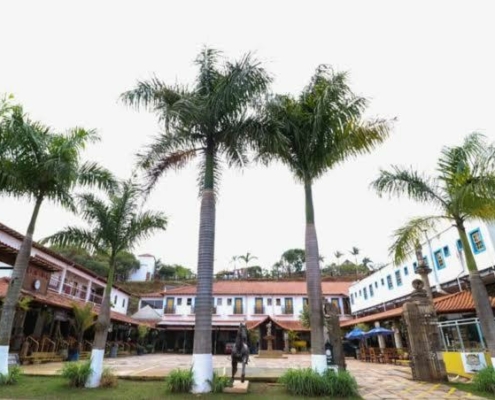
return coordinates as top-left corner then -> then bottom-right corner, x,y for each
0,1 -> 494,274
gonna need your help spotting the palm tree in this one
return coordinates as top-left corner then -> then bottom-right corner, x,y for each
334,251 -> 344,266
120,48 -> 270,392
0,100 -> 114,376
361,257 -> 373,270
259,65 -> 390,372
42,180 -> 167,387
371,132 -> 495,357
71,303 -> 96,355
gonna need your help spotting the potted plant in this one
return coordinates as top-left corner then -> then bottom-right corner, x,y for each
287,330 -> 299,354
70,303 -> 96,361
137,325 -> 149,355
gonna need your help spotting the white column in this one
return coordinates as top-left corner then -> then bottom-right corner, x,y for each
375,322 -> 386,349
85,280 -> 92,302
58,268 -> 68,294
392,322 -> 403,349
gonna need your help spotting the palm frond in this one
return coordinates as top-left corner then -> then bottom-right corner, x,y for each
371,166 -> 447,208
41,227 -> 99,254
118,210 -> 168,253
389,216 -> 447,265
78,162 -> 117,193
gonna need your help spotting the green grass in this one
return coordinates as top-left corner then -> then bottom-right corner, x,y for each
0,376 -> 361,399
448,382 -> 495,399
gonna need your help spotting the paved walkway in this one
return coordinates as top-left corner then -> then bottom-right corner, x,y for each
21,354 -> 486,399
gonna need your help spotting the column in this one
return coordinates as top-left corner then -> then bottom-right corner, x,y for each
392,322 -> 403,349
85,280 -> 92,302
375,322 -> 385,350
58,268 -> 68,294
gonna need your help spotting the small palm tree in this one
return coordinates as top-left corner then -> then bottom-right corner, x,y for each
121,48 -> 270,392
42,180 -> 167,387
71,303 -> 96,354
0,98 -> 115,376
334,251 -> 344,266
259,65 -> 390,371
371,132 -> 495,357
361,257 -> 373,270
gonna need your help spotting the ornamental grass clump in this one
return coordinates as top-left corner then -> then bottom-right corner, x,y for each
61,360 -> 93,388
0,366 -> 22,385
100,367 -> 118,388
279,368 -> 358,397
208,371 -> 232,393
165,368 -> 194,393
473,366 -> 495,394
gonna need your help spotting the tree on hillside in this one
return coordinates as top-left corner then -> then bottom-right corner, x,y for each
258,65 -> 390,371
361,257 -> 373,270
334,251 -> 344,266
121,48 -> 271,393
0,97 -> 115,377
43,180 -> 167,388
371,133 -> 495,358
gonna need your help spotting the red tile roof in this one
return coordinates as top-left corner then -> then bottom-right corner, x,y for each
162,280 -> 352,296
340,291 -> 489,328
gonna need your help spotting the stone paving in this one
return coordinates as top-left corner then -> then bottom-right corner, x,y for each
21,354 -> 487,399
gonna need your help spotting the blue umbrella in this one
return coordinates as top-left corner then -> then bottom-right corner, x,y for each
365,327 -> 394,337
345,328 -> 367,340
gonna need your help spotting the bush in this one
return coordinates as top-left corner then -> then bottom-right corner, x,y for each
279,368 -> 358,397
473,366 -> 495,394
100,367 -> 118,388
165,368 -> 193,393
208,371 -> 232,393
0,366 -> 22,385
61,360 -> 93,388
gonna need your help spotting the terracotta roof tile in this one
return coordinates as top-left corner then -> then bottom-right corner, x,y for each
163,280 -> 352,296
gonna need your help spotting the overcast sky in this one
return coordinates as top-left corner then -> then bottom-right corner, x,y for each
1,1 -> 494,274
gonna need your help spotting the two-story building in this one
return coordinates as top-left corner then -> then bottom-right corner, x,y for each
0,222 -> 146,354
132,280 -> 352,354
348,220 -> 495,318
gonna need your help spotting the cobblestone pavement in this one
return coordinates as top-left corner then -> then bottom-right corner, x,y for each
22,354 -> 486,399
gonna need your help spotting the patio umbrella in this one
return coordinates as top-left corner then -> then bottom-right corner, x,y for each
365,327 -> 394,337
345,328 -> 367,340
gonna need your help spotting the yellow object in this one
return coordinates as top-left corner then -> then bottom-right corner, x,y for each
441,352 -> 492,378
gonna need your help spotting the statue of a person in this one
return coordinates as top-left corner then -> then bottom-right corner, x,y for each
266,321 -> 272,336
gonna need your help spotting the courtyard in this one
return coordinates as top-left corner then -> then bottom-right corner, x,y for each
20,354 -> 486,399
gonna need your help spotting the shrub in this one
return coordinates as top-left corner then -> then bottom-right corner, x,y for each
0,366 -> 22,385
61,360 -> 93,388
279,368 -> 358,397
473,366 -> 495,394
208,371 -> 232,393
100,367 -> 118,388
165,368 -> 193,393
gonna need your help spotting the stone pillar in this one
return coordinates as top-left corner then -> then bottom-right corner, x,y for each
392,322 -> 403,349
415,242 -> 433,301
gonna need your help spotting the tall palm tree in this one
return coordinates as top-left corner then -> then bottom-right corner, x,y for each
238,252 -> 258,279
259,65 -> 390,372
371,132 -> 495,356
0,100 -> 114,376
334,251 -> 344,266
361,257 -> 373,270
42,180 -> 167,387
120,48 -> 270,392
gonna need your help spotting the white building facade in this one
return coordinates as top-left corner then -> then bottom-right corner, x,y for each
128,254 -> 156,282
349,221 -> 495,315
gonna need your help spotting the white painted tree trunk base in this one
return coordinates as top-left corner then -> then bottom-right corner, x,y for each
311,354 -> 327,374
0,345 -> 9,376
192,353 -> 213,393
85,349 -> 104,388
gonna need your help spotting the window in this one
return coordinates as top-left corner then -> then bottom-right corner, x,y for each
395,270 -> 402,286
122,298 -> 125,308
234,298 -> 243,314
404,266 -> 409,276
470,228 -> 486,254
217,298 -> 222,306
276,298 -> 281,306
302,297 -> 308,307
254,297 -> 263,314
350,294 -> 354,305
374,281 -> 378,288
369,284 -> 374,297
227,298 -> 232,306
114,295 -> 117,304
165,297 -> 175,314
423,256 -> 429,267
284,298 -> 294,314
186,298 -> 192,306
267,298 -> 272,306
434,249 -> 446,270
363,287 -> 368,300
177,298 -> 182,306
381,278 -> 385,286
456,239 -> 463,252
358,289 -> 362,296
386,275 -> 393,289
413,262 -> 418,273
443,246 -> 450,257
331,298 -> 341,313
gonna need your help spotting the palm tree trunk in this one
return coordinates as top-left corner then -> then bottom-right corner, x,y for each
304,180 -> 325,373
86,257 -> 116,388
192,150 -> 215,393
0,196 -> 42,376
457,222 -> 495,357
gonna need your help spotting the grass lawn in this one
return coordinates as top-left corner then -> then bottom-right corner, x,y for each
1,376 -> 362,399
448,382 -> 494,400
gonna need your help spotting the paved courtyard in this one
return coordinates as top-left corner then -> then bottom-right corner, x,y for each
22,354 -> 486,399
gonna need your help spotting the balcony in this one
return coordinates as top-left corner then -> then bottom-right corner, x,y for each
282,306 -> 294,315
253,306 -> 265,314
233,306 -> 244,315
88,292 -> 103,305
164,306 -> 176,314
